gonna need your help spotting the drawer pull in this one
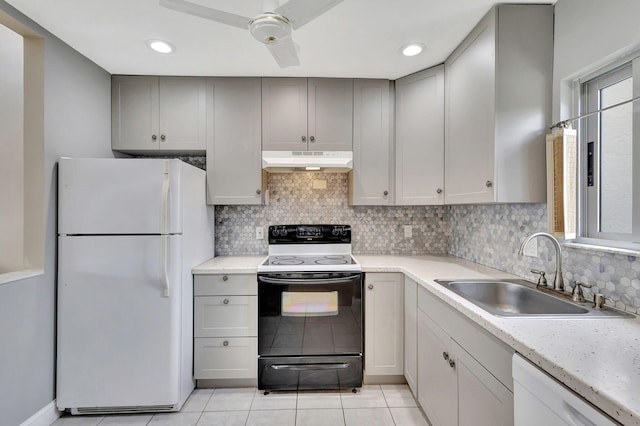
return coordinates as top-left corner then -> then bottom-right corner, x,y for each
449,359 -> 456,369
223,340 -> 229,347
223,299 -> 229,305
222,275 -> 229,281
442,351 -> 449,361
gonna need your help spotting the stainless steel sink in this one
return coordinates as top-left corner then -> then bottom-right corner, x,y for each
434,279 -> 632,318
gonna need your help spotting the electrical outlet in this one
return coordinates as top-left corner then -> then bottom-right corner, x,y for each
523,237 -> 538,257
256,226 -> 264,240
404,225 -> 413,238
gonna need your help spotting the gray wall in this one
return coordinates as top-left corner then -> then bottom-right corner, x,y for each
553,0 -> 640,121
0,2 -> 112,424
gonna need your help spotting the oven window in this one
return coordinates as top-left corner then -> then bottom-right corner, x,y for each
282,291 -> 338,316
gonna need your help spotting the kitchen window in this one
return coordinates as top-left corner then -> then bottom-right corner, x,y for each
578,57 -> 640,247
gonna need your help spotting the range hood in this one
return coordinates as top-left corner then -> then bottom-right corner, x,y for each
262,151 -> 353,173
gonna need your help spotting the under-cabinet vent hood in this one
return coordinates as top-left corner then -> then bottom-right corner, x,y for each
262,151 -> 353,173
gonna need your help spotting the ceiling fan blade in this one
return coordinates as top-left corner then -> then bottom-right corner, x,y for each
159,0 -> 250,30
274,0 -> 343,29
266,36 -> 300,68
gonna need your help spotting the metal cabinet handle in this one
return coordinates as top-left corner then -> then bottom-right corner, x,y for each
301,135 -> 307,142
436,188 -> 443,194
442,351 -> 449,361
449,359 -> 456,369
256,189 -> 262,195
310,135 -> 315,142
223,299 -> 229,305
152,135 -> 157,141
383,191 -> 389,196
223,340 -> 229,347
160,134 -> 166,141
485,180 -> 493,188
368,284 -> 374,290
222,275 -> 229,282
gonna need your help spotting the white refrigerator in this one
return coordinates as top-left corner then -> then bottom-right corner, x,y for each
56,158 -> 214,415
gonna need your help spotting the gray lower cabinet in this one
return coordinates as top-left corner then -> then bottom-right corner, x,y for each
206,78 -> 264,205
364,273 -> 404,376
193,273 -> 257,380
403,276 -> 418,396
416,285 -> 514,426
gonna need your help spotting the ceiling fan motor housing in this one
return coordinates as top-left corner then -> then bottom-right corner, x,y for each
249,14 -> 291,44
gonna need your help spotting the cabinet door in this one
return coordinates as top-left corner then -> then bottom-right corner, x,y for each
158,77 -> 207,152
194,295 -> 258,338
308,78 -> 353,151
207,78 -> 263,205
351,79 -> 392,205
417,309 -> 457,426
455,341 -> 513,426
395,66 -> 445,205
404,277 -> 418,396
444,11 -> 496,204
262,78 -> 308,150
364,273 -> 403,376
112,76 -> 159,152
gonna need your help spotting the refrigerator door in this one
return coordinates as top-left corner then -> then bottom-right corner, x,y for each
58,158 -> 183,235
57,235 -> 184,411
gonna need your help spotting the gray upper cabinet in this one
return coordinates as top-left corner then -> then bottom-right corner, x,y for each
395,66 -> 445,205
262,78 -> 353,151
444,4 -> 552,204
206,78 -> 264,205
112,76 -> 207,154
350,79 -> 393,205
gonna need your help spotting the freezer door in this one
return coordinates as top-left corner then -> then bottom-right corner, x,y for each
57,235 -> 184,410
58,158 -> 182,235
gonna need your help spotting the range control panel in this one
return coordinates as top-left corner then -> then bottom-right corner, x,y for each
268,224 -> 351,244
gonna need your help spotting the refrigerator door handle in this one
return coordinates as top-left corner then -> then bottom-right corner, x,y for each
161,161 -> 171,297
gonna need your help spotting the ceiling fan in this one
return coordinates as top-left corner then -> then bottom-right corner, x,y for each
159,0 -> 344,68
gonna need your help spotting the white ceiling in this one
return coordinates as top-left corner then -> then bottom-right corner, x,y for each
5,0 -> 553,79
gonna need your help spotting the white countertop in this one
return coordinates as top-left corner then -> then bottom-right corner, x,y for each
193,254 -> 640,425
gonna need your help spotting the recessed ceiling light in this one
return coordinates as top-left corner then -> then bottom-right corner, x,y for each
146,39 -> 175,54
400,43 -> 425,57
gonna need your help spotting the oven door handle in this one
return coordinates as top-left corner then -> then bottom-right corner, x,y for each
258,275 -> 361,285
270,363 -> 350,371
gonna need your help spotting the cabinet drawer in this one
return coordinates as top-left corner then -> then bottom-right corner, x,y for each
194,337 -> 257,380
194,296 -> 257,337
194,274 -> 257,296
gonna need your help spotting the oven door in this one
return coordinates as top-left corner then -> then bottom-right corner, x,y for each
258,272 -> 363,391
258,272 -> 363,357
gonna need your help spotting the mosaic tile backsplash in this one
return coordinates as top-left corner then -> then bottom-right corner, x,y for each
212,172 -> 640,313
214,173 -> 448,256
448,204 -> 640,314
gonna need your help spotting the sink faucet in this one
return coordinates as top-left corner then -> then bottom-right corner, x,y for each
518,232 -> 565,291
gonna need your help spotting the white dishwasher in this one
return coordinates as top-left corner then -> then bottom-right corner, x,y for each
512,354 -> 620,426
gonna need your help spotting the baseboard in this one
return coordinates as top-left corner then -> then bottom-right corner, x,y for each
196,378 -> 257,388
20,400 -> 61,426
363,374 -> 407,385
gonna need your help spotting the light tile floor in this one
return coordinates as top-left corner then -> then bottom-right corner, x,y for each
51,384 -> 431,426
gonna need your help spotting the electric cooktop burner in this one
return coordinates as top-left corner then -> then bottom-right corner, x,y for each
266,254 -> 354,266
257,224 -> 362,273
